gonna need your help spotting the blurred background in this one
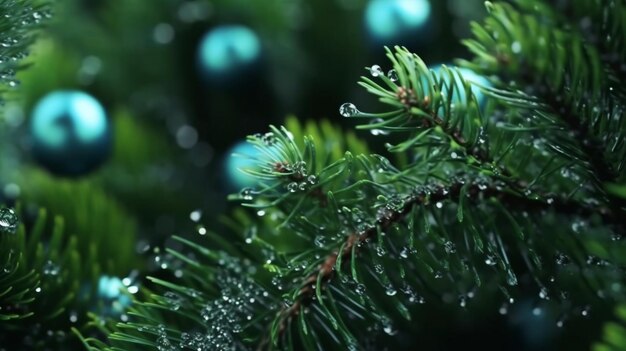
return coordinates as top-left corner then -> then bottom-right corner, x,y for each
0,0 -> 486,239
0,0 -> 605,350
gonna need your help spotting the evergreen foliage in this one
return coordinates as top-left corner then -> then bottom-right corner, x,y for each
2,0 -> 626,350
76,1 -> 626,350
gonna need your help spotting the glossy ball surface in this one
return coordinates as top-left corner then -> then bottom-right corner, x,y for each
30,91 -> 111,176
365,0 -> 431,44
197,25 -> 261,82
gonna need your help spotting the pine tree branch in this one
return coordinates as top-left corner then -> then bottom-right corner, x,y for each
522,71 -> 626,210
267,176 -> 621,347
529,0 -> 626,87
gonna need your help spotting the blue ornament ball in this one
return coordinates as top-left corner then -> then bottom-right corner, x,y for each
30,90 -> 112,176
223,141 -> 261,191
96,275 -> 132,316
431,65 -> 491,106
365,0 -> 432,45
197,25 -> 261,83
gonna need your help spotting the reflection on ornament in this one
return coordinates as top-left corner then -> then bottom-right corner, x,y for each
365,0 -> 431,44
97,275 -> 132,316
30,91 -> 112,176
432,65 -> 491,106
224,141 -> 261,191
197,25 -> 261,82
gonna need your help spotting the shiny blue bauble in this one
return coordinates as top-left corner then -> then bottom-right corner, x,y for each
431,65 -> 491,106
197,25 -> 261,84
223,141 -> 261,191
96,275 -> 132,316
365,0 -> 432,45
30,91 -> 111,177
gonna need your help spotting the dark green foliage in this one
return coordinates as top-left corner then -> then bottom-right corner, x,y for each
1,207 -> 88,348
0,0 -> 48,102
594,305 -> 626,351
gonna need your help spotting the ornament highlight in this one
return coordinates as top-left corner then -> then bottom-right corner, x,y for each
197,25 -> 261,83
97,275 -> 132,316
30,91 -> 112,176
224,141 -> 261,191
365,0 -> 432,45
432,65 -> 491,106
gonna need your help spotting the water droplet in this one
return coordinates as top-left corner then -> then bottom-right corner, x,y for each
370,118 -> 389,136
581,306 -> 590,317
261,132 -> 276,146
376,246 -> 386,257
164,291 -> 183,311
314,235 -> 326,247
539,287 -> 549,300
382,319 -> 396,335
435,202 -> 443,209
385,285 -> 397,296
444,241 -> 456,254
339,103 -> 359,117
459,295 -> 467,307
555,252 -> 570,265
189,209 -> 202,222
369,64 -> 383,77
499,303 -> 508,315
355,284 -> 366,295
374,264 -> 384,274
42,260 -> 60,276
387,69 -> 398,82
485,255 -> 497,266
197,225 -> 207,235
240,188 -> 254,200
156,334 -> 173,351
287,182 -> 298,193
571,220 -> 586,233
506,271 -> 518,286
0,208 -> 18,234
532,307 -> 542,316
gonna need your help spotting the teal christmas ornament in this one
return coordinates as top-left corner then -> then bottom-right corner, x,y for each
96,275 -> 132,316
197,25 -> 261,84
224,140 -> 261,191
365,0 -> 432,45
30,90 -> 112,176
431,65 -> 491,106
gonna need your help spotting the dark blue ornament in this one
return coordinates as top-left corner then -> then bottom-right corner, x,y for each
365,0 -> 432,45
30,91 -> 112,176
223,140 -> 262,191
197,25 -> 261,84
96,275 -> 132,316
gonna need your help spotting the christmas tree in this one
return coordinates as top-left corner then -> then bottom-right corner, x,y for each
1,0 -> 626,350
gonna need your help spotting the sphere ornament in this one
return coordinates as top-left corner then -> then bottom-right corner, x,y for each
197,25 -> 261,84
223,140 -> 261,191
30,90 -> 112,176
365,0 -> 432,45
